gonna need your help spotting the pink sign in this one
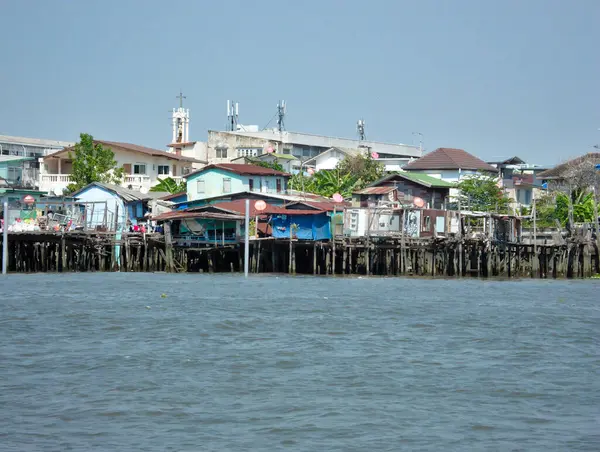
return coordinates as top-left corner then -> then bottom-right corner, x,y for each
371,151 -> 379,159
307,168 -> 315,175
332,193 -> 343,203
266,146 -> 274,153
254,200 -> 267,211
23,195 -> 35,205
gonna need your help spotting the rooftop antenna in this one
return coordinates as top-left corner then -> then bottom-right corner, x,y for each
226,100 -> 239,131
357,119 -> 366,141
276,100 -> 286,132
412,132 -> 423,154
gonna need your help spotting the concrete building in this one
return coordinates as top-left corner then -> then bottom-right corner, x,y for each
488,156 -> 549,209
40,140 -> 203,195
202,129 -> 422,166
0,135 -> 75,189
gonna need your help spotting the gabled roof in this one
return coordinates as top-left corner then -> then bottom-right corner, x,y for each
487,156 -> 526,165
537,153 -> 600,179
302,147 -> 360,165
70,182 -> 167,202
184,163 -> 290,179
46,140 -> 205,164
403,148 -> 498,172
366,172 -> 454,189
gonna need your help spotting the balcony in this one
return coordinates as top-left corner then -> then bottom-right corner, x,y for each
124,175 -> 152,191
39,174 -> 73,194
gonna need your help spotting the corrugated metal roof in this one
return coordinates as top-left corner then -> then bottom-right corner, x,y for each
404,148 -> 498,172
353,186 -> 396,195
71,182 -> 155,202
184,163 -> 290,179
153,210 -> 244,221
190,199 -> 325,216
369,172 -> 455,188
0,155 -> 34,163
538,153 -> 600,179
46,140 -> 204,163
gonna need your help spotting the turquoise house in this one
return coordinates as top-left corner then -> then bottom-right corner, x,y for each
185,163 -> 290,202
0,155 -> 33,186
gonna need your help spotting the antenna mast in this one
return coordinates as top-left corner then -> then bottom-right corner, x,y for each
357,119 -> 366,141
276,100 -> 286,132
226,100 -> 239,131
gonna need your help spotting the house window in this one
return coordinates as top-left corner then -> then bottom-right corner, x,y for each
350,211 -> 359,231
216,147 -> 228,158
133,164 -> 146,175
423,216 -> 431,232
197,179 -> 205,194
264,180 -> 270,191
223,177 -> 231,193
276,178 -> 282,193
157,165 -> 169,175
249,178 -> 254,191
283,148 -> 291,154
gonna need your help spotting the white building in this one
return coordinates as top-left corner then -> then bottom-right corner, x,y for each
203,129 -> 422,165
0,135 -> 75,188
39,140 -> 204,195
164,97 -> 209,165
302,147 -> 414,172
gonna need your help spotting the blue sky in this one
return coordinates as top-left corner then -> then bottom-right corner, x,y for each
1,0 -> 598,165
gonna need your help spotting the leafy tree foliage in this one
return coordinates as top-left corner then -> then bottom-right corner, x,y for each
289,153 -> 384,198
534,190 -> 595,227
67,133 -> 124,192
336,153 -> 385,190
248,159 -> 285,173
457,174 -> 510,213
150,177 -> 186,194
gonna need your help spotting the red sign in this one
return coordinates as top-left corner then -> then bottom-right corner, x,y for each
254,200 -> 267,211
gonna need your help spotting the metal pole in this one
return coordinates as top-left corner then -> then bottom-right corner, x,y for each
2,196 -> 8,275
244,199 -> 249,278
532,190 -> 537,276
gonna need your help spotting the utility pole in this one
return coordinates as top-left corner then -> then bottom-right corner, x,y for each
532,190 -> 538,276
2,196 -> 8,275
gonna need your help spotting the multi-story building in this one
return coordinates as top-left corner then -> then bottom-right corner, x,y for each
488,156 -> 549,208
39,140 -> 203,195
0,135 -> 74,188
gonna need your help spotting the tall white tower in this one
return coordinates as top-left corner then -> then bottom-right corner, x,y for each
172,90 -> 190,143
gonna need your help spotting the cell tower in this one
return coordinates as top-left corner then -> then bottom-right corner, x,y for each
357,119 -> 366,141
276,100 -> 286,132
226,100 -> 239,131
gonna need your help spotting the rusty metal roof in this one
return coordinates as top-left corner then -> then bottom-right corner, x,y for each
184,163 -> 290,179
153,210 -> 244,221
353,186 -> 396,195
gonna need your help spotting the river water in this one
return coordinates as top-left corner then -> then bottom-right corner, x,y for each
1,274 -> 598,451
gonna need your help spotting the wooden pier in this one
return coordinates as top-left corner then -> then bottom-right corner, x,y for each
2,231 -> 598,278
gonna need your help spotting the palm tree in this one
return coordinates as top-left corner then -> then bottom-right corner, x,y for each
150,177 -> 186,194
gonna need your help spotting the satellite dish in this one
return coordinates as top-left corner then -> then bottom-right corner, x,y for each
371,151 -> 379,159
332,193 -> 343,203
53,187 -> 63,196
307,168 -> 315,175
413,197 -> 425,208
139,187 -> 149,194
254,200 -> 267,211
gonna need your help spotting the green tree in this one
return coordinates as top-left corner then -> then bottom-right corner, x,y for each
150,177 -> 187,194
336,153 -> 385,190
535,190 -> 595,227
457,174 -> 510,212
248,159 -> 285,172
67,133 -> 124,192
289,169 -> 357,198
